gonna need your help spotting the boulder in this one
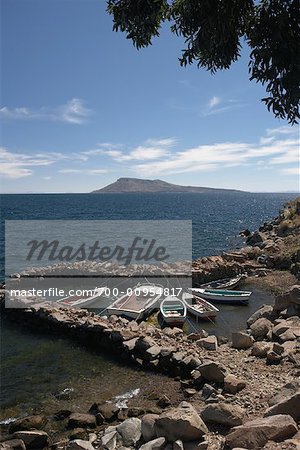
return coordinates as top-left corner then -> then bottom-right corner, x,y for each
225,414 -> 298,449
201,403 -> 245,427
290,285 -> 300,305
223,375 -> 246,394
264,392 -> 300,422
246,231 -> 264,246
251,341 -> 272,358
116,418 -> 141,446
173,440 -> 184,450
231,332 -> 254,350
274,292 -> 291,311
144,345 -> 161,361
68,428 -> 88,441
141,414 -> 159,442
68,413 -> 96,429
95,403 -> 119,422
198,336 -> 218,351
12,431 -> 49,449
0,440 -> 26,450
250,318 -> 273,340
139,438 -> 166,450
101,431 -> 118,450
198,361 -> 227,383
268,382 -> 300,406
247,305 -> 275,327
9,415 -> 47,433
67,440 -> 95,450
154,402 -> 208,442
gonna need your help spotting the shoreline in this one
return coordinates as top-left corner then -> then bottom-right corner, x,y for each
1,197 -> 299,449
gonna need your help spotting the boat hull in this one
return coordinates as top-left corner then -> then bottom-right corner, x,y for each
190,288 -> 251,305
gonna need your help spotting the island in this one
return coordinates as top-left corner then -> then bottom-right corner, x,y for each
92,177 -> 245,194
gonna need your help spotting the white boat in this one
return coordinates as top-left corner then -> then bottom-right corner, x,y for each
189,288 -> 252,305
160,296 -> 187,326
106,284 -> 163,320
182,292 -> 219,320
57,286 -> 108,308
199,274 -> 244,290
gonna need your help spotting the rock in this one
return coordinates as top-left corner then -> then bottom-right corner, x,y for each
67,440 -> 95,450
184,389 -> 197,398
139,438 -> 166,450
268,382 -> 300,406
201,384 -> 217,400
251,341 -> 272,358
232,332 -> 254,350
0,440 -> 26,450
198,361 -> 227,383
9,415 -> 47,433
135,337 -> 156,354
101,431 -> 118,450
290,285 -> 300,305
95,403 -> 119,421
247,305 -> 275,327
246,231 -> 264,246
274,292 -> 291,311
250,318 -> 273,340
116,418 -> 141,446
223,375 -> 246,394
198,336 -> 218,351
145,345 -> 161,361
68,413 -> 96,429
201,403 -> 245,427
12,431 -> 49,449
69,428 -> 88,441
157,395 -> 171,408
225,414 -> 298,449
141,414 -> 159,442
154,401 -> 208,442
173,440 -> 184,450
123,337 -> 138,352
264,392 -> 300,422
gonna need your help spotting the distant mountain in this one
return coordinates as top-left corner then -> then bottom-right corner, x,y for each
92,178 -> 246,194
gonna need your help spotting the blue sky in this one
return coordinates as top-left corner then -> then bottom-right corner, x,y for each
1,0 -> 299,193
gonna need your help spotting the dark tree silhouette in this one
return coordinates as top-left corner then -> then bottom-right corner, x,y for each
107,0 -> 300,124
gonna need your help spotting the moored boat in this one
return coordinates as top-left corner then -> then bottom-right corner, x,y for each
106,284 -> 163,320
189,288 -> 252,305
57,286 -> 109,308
182,292 -> 219,320
160,296 -> 187,326
199,274 -> 244,290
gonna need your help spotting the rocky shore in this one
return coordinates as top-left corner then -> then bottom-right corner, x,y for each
1,197 -> 300,450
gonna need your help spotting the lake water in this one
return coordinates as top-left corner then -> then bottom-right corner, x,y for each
0,192 -> 297,420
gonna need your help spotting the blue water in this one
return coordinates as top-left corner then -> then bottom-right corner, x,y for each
0,192 -> 297,420
0,192 -> 296,279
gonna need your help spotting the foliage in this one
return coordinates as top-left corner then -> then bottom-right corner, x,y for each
107,0 -> 300,123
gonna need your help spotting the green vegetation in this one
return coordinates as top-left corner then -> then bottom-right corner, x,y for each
107,0 -> 300,124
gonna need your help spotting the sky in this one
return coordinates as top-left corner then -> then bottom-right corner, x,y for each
0,0 -> 299,193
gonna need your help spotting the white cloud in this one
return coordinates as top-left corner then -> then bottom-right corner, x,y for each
0,98 -> 91,124
88,138 -> 177,162
208,96 -> 221,108
115,126 -> 299,176
58,168 -> 107,175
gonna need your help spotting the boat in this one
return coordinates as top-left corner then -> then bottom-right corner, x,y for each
199,274 -> 244,290
57,286 -> 109,308
106,284 -> 163,320
182,292 -> 219,320
189,288 -> 252,305
160,296 -> 187,326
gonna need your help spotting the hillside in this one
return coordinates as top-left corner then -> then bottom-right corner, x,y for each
92,178 -> 245,194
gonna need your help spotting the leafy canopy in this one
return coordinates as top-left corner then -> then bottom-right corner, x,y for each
107,0 -> 300,124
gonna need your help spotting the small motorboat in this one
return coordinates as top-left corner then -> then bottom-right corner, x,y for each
106,284 -> 163,320
57,286 -> 109,308
199,274 -> 244,290
160,296 -> 187,326
182,292 -> 219,320
189,288 -> 252,305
